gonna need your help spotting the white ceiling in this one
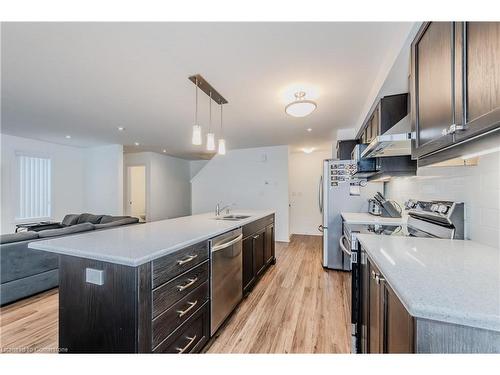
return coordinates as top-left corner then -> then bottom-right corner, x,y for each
1,22 -> 415,159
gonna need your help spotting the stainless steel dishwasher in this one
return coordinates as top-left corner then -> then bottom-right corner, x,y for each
210,228 -> 243,336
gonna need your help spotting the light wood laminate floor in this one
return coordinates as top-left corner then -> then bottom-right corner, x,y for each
0,235 -> 351,354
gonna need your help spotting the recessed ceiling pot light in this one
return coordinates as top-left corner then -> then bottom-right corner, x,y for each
285,91 -> 317,117
302,147 -> 315,154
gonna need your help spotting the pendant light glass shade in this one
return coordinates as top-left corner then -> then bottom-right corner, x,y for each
192,124 -> 202,145
218,138 -> 226,155
285,91 -> 317,117
206,132 -> 215,151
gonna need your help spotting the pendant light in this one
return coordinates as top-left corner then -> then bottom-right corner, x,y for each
285,91 -> 317,117
218,102 -> 226,155
191,77 -> 202,145
206,91 -> 216,151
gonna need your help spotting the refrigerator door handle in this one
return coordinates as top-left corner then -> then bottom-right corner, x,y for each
318,176 -> 323,213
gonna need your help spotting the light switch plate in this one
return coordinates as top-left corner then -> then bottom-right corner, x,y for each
85,268 -> 104,285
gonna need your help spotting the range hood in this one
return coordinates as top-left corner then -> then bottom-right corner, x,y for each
361,114 -> 412,158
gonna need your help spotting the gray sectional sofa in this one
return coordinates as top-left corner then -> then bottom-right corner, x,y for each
0,213 -> 139,306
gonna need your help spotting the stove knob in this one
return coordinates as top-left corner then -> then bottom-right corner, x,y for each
438,204 -> 449,214
430,204 -> 439,212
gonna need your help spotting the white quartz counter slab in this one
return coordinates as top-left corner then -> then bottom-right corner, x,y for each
341,212 -> 406,225
357,234 -> 500,332
29,210 -> 275,267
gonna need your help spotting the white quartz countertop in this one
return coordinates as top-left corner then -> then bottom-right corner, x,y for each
357,234 -> 500,332
29,210 -> 275,266
341,212 -> 406,225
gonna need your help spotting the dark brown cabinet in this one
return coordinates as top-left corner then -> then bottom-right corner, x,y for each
253,229 -> 266,277
458,22 -> 500,141
412,22 -> 455,157
384,282 -> 414,353
264,224 -> 275,265
242,214 -> 275,295
242,236 -> 255,293
411,22 -> 500,161
362,255 -> 414,353
356,94 -> 408,144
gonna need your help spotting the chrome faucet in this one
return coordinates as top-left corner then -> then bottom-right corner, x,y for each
215,202 -> 232,217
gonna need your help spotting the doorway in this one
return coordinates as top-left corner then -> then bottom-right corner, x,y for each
126,165 -> 147,222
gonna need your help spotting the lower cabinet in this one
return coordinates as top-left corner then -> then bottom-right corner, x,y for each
363,256 -> 414,353
242,215 -> 275,295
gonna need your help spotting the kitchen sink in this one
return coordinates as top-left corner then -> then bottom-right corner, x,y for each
215,215 -> 251,221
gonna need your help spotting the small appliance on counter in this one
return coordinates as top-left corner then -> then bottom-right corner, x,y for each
368,192 -> 402,218
343,199 -> 465,353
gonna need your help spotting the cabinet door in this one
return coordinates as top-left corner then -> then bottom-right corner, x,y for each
458,22 -> 500,140
383,283 -> 414,353
253,229 -> 266,276
412,22 -> 455,157
368,260 -> 383,353
371,106 -> 380,139
366,118 -> 373,142
242,236 -> 255,293
264,224 -> 275,265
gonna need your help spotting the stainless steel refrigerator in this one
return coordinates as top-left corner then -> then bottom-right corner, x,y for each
318,159 -> 380,270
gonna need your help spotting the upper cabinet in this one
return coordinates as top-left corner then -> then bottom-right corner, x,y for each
411,22 -> 500,161
356,93 -> 408,142
460,22 -> 500,140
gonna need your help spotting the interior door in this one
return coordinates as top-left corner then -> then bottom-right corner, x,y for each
126,165 -> 146,221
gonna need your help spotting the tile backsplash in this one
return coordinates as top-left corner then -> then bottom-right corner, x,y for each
384,152 -> 500,248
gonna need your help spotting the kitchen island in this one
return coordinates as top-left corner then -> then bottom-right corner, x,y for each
357,234 -> 500,353
29,210 -> 276,353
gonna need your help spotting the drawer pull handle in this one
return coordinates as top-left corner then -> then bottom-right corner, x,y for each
175,335 -> 197,354
177,277 -> 198,291
177,300 -> 198,318
177,254 -> 198,265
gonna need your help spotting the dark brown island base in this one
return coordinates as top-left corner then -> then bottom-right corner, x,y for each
31,213 -> 275,353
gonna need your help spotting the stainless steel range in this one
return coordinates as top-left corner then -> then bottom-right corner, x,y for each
343,200 -> 465,353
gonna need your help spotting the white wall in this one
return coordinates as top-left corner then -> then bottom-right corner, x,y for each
84,144 -> 124,216
189,160 -> 208,179
191,146 -> 290,242
385,152 -> 500,248
1,134 -> 86,234
124,152 -> 191,222
289,149 -> 331,235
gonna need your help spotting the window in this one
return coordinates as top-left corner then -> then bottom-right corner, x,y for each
16,154 -> 52,221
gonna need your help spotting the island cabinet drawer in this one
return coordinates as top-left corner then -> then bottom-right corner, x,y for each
152,260 -> 209,317
152,240 -> 208,288
153,301 -> 210,353
152,282 -> 209,347
242,214 -> 274,238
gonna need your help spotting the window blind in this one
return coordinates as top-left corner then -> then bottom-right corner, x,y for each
17,155 -> 51,220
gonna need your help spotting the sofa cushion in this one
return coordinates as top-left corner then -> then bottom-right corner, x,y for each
0,231 -> 39,244
61,214 -> 80,226
76,213 -> 103,224
94,217 -> 139,229
99,215 -> 129,224
38,222 -> 95,238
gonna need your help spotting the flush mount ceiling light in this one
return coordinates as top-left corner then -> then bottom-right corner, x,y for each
302,147 -> 315,154
285,91 -> 317,117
